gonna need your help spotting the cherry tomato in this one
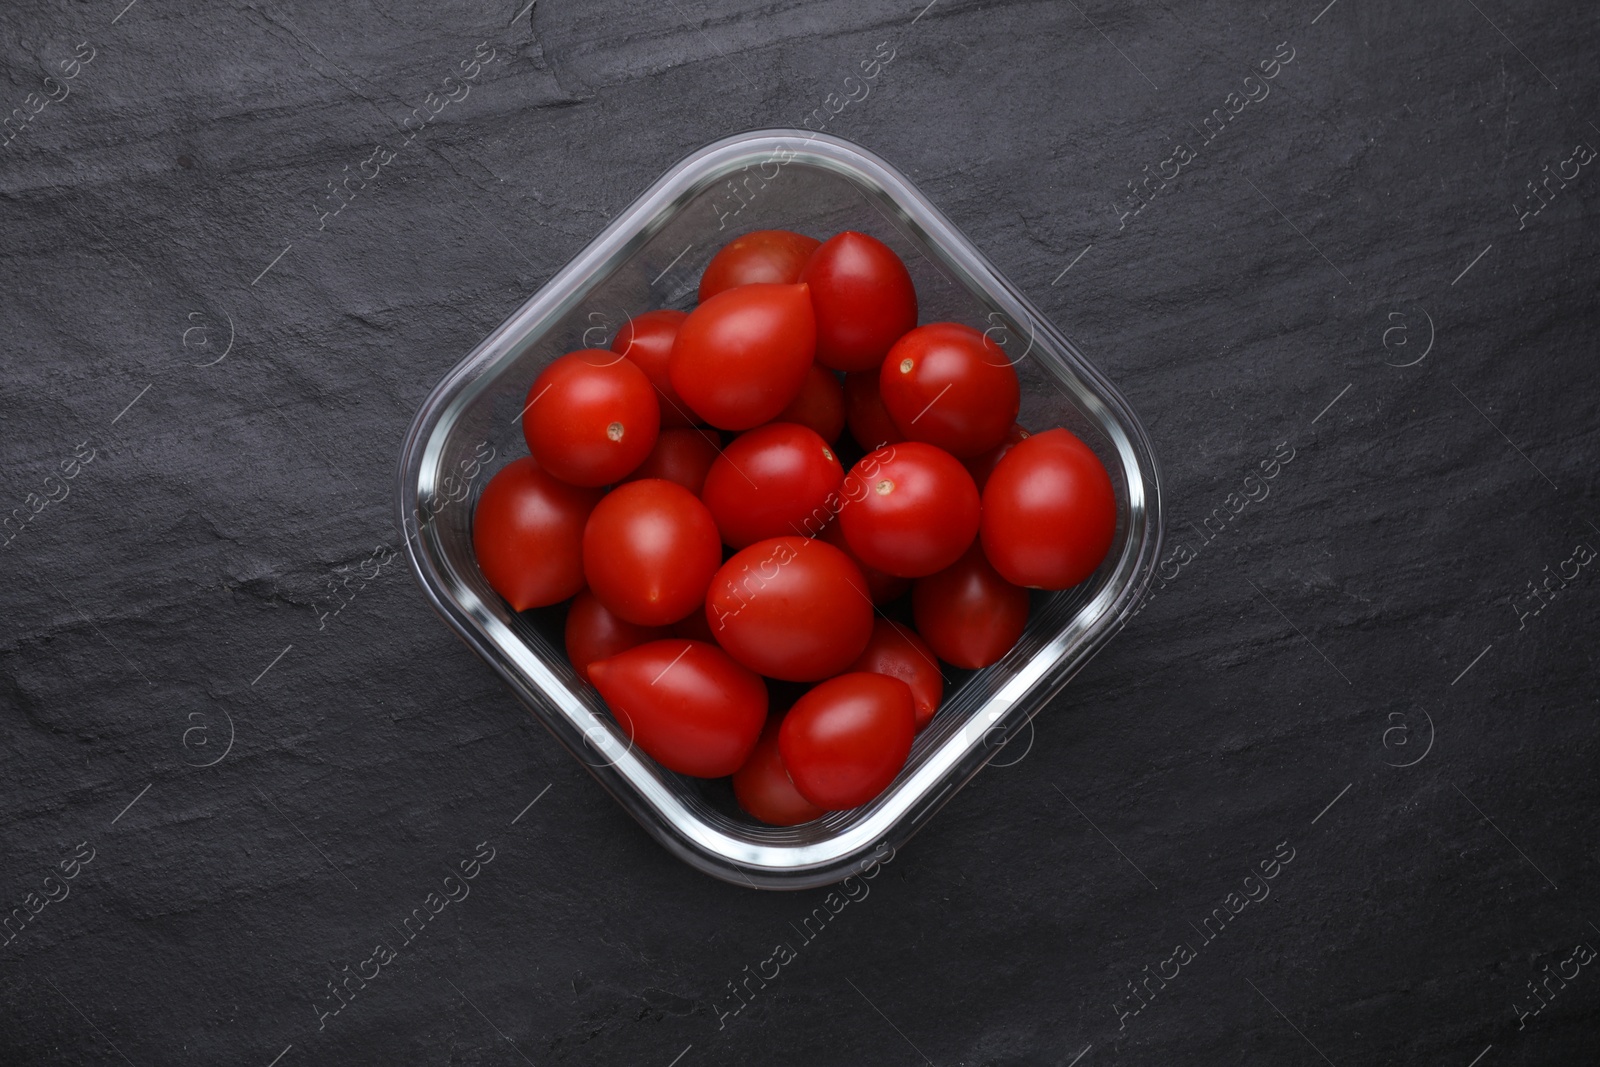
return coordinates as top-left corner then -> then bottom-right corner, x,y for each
705,536 -> 874,681
589,639 -> 767,778
622,427 -> 722,496
911,542 -> 1030,669
843,371 -> 904,451
733,716 -> 826,826
701,423 -> 843,548
849,619 -> 944,731
838,442 -> 980,578
612,309 -> 695,428
472,458 -> 602,611
777,363 -> 846,444
582,479 -> 721,626
523,349 -> 660,487
800,231 -> 918,372
565,589 -> 669,684
669,283 -> 816,430
818,519 -> 909,604
880,323 -> 1020,458
779,673 -> 916,809
699,230 -> 821,303
980,428 -> 1117,590
964,423 -> 1031,492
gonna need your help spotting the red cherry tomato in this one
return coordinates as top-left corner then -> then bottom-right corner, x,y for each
588,639 -> 767,778
911,542 -> 1030,669
733,716 -> 826,826
779,673 -> 916,809
838,442 -> 980,578
964,423 -> 1031,492
523,349 -> 661,487
843,371 -> 905,451
777,363 -> 846,444
818,519 -> 910,604
700,423 -> 843,548
699,230 -> 821,303
849,619 -> 944,731
622,427 -> 722,496
565,589 -> 669,684
880,323 -> 1020,458
704,536 -> 874,681
800,232 -> 918,373
980,428 -> 1117,590
669,283 -> 816,430
472,458 -> 602,611
582,479 -> 722,626
612,309 -> 695,428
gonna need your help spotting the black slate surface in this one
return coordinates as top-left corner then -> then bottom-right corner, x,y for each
2,1 -> 1598,1064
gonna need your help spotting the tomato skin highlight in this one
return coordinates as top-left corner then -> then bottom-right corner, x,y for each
980,428 -> 1118,590
472,458 -> 602,611
849,619 -> 944,731
523,349 -> 661,487
701,423 -> 844,549
565,590 -> 670,684
589,639 -> 767,778
880,323 -> 1020,458
582,479 -> 722,626
838,442 -> 981,578
801,231 -> 918,373
843,371 -> 905,452
777,362 -> 847,444
705,536 -> 875,682
612,309 -> 695,428
699,230 -> 821,303
964,423 -> 1031,492
912,542 -> 1030,669
818,519 -> 910,604
622,427 -> 722,496
733,716 -> 827,826
779,673 -> 916,809
669,283 -> 816,430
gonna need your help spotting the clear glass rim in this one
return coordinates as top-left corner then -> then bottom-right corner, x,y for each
395,129 -> 1165,890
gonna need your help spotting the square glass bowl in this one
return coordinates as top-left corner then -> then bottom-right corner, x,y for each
398,130 -> 1163,890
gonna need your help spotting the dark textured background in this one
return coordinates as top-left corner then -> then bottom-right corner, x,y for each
2,0 -> 1598,1064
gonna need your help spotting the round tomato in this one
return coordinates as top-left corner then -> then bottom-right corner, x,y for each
622,427 -> 722,496
699,230 -> 821,303
911,542 -> 1030,669
523,349 -> 661,486
838,442 -> 980,578
777,363 -> 846,444
800,231 -> 918,372
733,716 -> 826,826
701,423 -> 843,548
612,309 -> 695,428
472,458 -> 602,611
880,323 -> 1020,458
565,589 -> 669,684
669,283 -> 816,430
705,536 -> 873,681
981,428 -> 1117,589
843,371 -> 905,451
779,673 -> 916,809
964,423 -> 1031,492
589,639 -> 767,778
582,479 -> 721,626
849,619 -> 944,730
818,519 -> 910,604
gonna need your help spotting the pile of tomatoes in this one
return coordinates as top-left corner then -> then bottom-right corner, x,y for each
472,228 -> 1117,825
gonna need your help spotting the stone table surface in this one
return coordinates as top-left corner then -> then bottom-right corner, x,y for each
2,1 -> 1597,1064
